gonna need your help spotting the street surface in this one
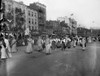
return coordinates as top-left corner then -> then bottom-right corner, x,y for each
1,42 -> 100,76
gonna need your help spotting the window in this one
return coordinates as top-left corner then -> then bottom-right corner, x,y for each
32,19 -> 34,24
32,26 -> 34,30
29,26 -> 31,30
35,19 -> 37,25
37,27 -> 38,30
28,11 -> 30,16
32,12 -> 33,16
31,26 -> 32,30
29,18 -> 31,24
35,13 -> 37,17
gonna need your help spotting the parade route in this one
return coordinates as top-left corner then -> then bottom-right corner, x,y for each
2,42 -> 99,76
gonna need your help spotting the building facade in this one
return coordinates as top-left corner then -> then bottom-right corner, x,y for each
29,2 -> 46,32
57,16 -> 77,35
57,16 -> 70,25
3,0 -> 26,30
3,0 -> 38,33
57,17 -> 65,22
46,20 -> 60,34
26,7 -> 38,31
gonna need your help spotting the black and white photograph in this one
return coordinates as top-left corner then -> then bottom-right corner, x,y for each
0,0 -> 100,76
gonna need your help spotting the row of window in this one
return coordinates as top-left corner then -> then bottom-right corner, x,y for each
28,11 -> 37,17
29,26 -> 38,30
28,18 -> 37,25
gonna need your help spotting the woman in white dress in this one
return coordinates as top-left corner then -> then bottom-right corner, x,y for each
25,36 -> 33,54
37,36 -> 43,52
82,37 -> 86,51
0,41 -> 8,59
73,38 -> 77,48
0,36 -> 10,61
45,35 -> 51,55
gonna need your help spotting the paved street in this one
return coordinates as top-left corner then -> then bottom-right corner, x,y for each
3,42 -> 100,76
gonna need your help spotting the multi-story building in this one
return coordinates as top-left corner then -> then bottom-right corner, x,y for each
57,16 -> 70,25
45,20 -> 59,34
57,17 -> 65,22
3,0 -> 38,34
26,7 -> 38,31
29,2 -> 46,32
69,18 -> 77,35
57,16 -> 77,35
4,0 -> 26,29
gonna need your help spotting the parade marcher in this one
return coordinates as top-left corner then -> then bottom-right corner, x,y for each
42,37 -> 45,50
0,33 -> 11,66
45,35 -> 51,55
67,37 -> 71,49
56,40 -> 61,48
4,34 -> 12,58
0,33 -> 8,76
82,37 -> 86,51
37,36 -> 43,52
73,37 -> 77,48
51,39 -> 56,50
65,36 -> 69,47
77,36 -> 80,46
79,37 -> 82,47
61,38 -> 66,50
25,35 -> 33,54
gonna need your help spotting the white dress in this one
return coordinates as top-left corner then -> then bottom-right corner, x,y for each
82,38 -> 86,49
45,43 -> 51,54
4,39 -> 12,58
73,40 -> 76,47
37,39 -> 43,51
25,38 -> 33,53
1,45 -> 8,59
45,38 -> 51,54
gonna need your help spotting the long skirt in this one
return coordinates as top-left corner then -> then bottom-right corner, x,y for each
82,43 -> 86,50
42,43 -> 45,50
11,43 -> 17,53
73,40 -> 76,47
45,44 -> 51,54
25,42 -> 32,54
1,47 -> 8,59
1,46 -> 12,59
37,44 -> 43,52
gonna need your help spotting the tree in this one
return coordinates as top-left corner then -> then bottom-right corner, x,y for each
15,8 -> 25,32
5,9 -> 14,31
53,25 -> 66,38
60,21 -> 70,35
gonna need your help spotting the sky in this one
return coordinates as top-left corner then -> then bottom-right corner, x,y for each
15,0 -> 100,29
